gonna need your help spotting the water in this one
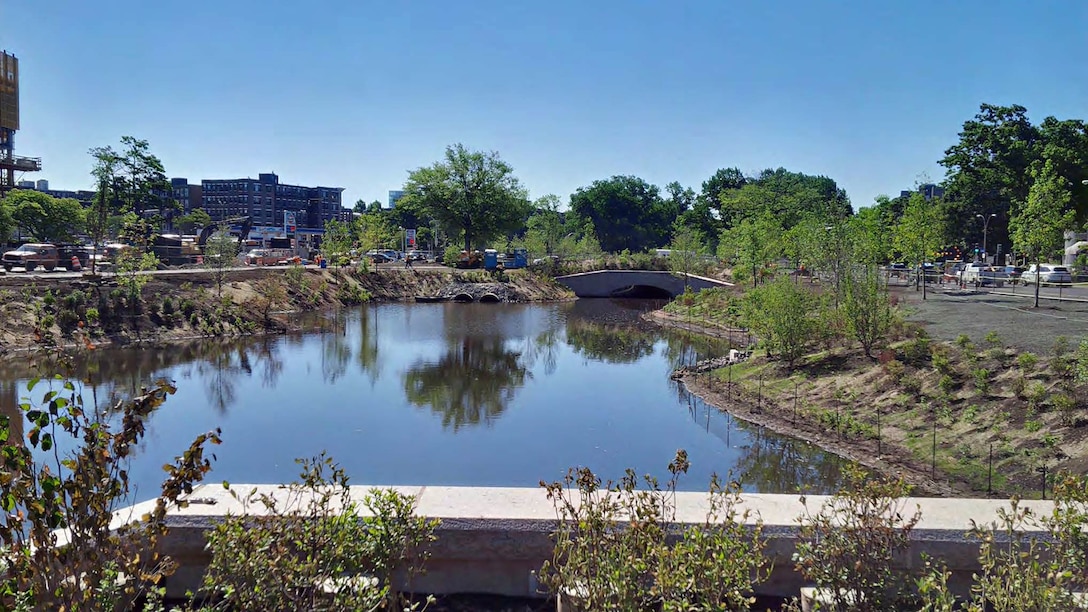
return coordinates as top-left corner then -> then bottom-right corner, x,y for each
0,300 -> 850,498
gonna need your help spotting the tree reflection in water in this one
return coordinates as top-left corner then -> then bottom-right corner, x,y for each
565,320 -> 656,364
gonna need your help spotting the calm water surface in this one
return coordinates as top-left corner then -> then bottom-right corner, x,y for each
1,300 -> 850,497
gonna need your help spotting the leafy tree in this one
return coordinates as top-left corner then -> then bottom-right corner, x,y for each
718,212 -> 782,286
893,193 -> 945,299
842,265 -> 893,357
569,175 -> 668,253
2,189 -> 86,243
523,194 -> 566,257
321,219 -> 354,266
203,233 -> 240,297
848,204 -> 894,265
1010,159 -> 1076,308
668,224 -> 707,288
699,167 -> 747,228
0,194 -> 14,243
742,276 -> 820,367
356,210 -> 395,256
175,208 -> 212,233
401,143 -> 529,251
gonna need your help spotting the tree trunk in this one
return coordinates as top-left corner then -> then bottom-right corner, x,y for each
1034,258 -> 1041,308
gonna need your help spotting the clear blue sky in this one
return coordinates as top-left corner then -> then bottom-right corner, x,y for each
5,0 -> 1086,210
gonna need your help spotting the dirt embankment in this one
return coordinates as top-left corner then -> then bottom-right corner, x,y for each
0,267 -> 573,354
651,288 -> 1088,499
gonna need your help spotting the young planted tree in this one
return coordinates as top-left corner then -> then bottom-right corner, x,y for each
668,224 -> 707,289
1010,158 -> 1076,308
842,265 -> 893,357
321,219 -> 354,266
893,192 -> 945,300
742,276 -> 819,367
203,233 -> 240,297
718,212 -> 782,287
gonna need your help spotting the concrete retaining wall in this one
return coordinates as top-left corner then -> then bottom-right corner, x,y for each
122,484 -> 1053,599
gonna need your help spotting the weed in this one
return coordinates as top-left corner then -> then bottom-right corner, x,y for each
972,368 -> 991,395
1026,419 -> 1043,433
1018,352 -> 1039,371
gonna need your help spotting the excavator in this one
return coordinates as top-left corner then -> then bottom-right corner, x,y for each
197,216 -> 253,248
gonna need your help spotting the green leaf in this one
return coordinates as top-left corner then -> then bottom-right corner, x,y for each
27,377 -> 39,392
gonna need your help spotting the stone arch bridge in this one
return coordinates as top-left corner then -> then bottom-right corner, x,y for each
555,270 -> 732,298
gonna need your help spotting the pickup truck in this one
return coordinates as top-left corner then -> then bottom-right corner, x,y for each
2,243 -> 61,272
960,263 -> 1007,287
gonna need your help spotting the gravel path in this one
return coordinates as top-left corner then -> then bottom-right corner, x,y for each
897,285 -> 1088,354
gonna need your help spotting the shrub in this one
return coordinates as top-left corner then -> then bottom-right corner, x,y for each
973,367 -> 991,395
794,467 -> 921,612
900,337 -> 931,366
540,451 -> 769,611
1027,381 -> 1048,414
1053,335 -> 1070,358
85,307 -> 99,324
0,377 -> 220,611
203,453 -> 438,612
1018,352 -> 1039,371
1053,393 -> 1076,426
901,374 -> 922,396
938,374 -> 955,397
955,333 -> 973,350
1012,374 -> 1027,399
984,330 -> 1002,348
931,345 -> 952,375
1026,419 -> 1043,433
39,313 -> 55,329
883,359 -> 905,383
162,296 -> 175,316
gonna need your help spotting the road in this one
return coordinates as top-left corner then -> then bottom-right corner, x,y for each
0,260 -> 454,283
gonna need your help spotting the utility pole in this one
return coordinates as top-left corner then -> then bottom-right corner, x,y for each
976,213 -> 996,263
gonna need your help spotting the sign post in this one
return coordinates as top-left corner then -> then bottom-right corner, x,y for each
406,228 -> 416,249
284,211 -> 296,234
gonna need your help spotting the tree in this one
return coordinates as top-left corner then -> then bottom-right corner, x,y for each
718,212 -> 782,287
569,175 -> 666,253
842,266 -> 893,357
401,144 -> 529,252
893,193 -> 945,299
699,167 -> 747,228
524,194 -> 566,257
0,194 -> 14,243
668,224 -> 706,289
321,219 -> 354,266
356,210 -> 395,256
176,208 -> 212,234
742,277 -> 820,367
89,137 -> 172,226
1010,159 -> 1076,308
203,233 -> 240,297
2,190 -> 86,243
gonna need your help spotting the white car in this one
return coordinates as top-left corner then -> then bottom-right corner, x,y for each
960,263 -> 1007,287
1020,264 -> 1073,286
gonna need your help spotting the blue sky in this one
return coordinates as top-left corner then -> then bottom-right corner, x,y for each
4,0 -> 1086,210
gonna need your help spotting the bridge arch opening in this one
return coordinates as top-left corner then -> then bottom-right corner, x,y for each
610,285 -> 675,299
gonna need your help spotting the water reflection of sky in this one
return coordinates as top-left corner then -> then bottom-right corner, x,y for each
0,301 -> 849,500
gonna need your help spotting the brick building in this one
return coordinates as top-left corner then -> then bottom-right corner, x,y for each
201,172 -> 343,228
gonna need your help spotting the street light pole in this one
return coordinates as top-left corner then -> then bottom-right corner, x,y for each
976,213 -> 996,263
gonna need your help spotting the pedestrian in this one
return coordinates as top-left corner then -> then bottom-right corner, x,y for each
404,255 -> 413,269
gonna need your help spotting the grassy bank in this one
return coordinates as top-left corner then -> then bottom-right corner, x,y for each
659,285 -> 1088,498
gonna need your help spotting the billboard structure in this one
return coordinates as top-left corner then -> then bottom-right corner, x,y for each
0,50 -> 40,193
0,51 -> 18,131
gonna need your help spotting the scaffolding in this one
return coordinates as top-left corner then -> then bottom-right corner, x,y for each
0,51 -> 40,195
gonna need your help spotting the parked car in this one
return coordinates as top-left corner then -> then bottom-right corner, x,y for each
961,263 -> 1008,287
380,249 -> 400,261
366,251 -> 391,263
1020,264 -> 1073,286
406,250 -> 428,262
887,263 -> 909,279
1003,266 -> 1027,284
2,243 -> 60,272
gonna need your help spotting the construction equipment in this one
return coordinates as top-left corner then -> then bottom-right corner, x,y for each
455,250 -> 483,269
197,216 -> 253,248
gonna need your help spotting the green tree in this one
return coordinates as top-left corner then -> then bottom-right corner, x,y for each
842,265 -> 893,357
893,193 -> 945,299
2,189 -> 86,242
848,204 -> 894,265
175,208 -> 212,233
569,175 -> 669,253
668,224 -> 706,289
699,167 -> 747,228
523,194 -> 566,257
203,233 -> 240,297
356,210 -> 395,256
321,219 -> 354,266
401,143 -> 529,252
742,276 -> 820,367
0,194 -> 14,243
718,212 -> 782,287
1010,158 -> 1076,308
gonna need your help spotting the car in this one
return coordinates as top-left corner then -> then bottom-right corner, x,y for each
1003,266 -> 1026,284
1021,264 -> 1073,286
379,249 -> 400,261
2,243 -> 60,272
961,263 -> 1007,287
366,251 -> 390,263
887,262 -> 909,279
406,250 -> 428,262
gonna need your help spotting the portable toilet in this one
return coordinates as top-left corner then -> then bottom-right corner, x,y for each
512,247 -> 528,269
483,249 -> 499,271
